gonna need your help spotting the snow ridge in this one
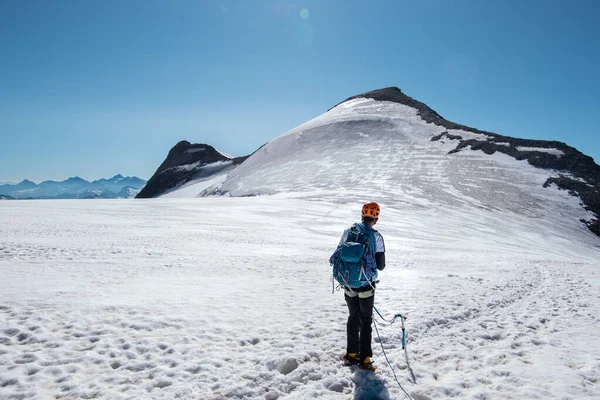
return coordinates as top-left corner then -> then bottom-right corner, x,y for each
213,89 -> 599,236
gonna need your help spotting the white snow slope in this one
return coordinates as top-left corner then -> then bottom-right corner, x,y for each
159,174 -> 228,199
217,98 -> 591,224
158,160 -> 237,199
1,194 -> 599,400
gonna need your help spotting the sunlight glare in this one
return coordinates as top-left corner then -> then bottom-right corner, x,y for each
299,8 -> 310,20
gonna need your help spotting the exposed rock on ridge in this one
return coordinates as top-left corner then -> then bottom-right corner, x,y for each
136,141 -> 249,198
337,87 -> 600,235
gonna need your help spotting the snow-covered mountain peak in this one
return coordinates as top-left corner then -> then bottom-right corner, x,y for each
136,141 -> 248,198
331,86 -> 491,135
214,87 -> 599,236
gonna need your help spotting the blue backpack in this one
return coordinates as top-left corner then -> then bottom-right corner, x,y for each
330,222 -> 377,289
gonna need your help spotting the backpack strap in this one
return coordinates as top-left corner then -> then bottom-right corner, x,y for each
348,223 -> 360,242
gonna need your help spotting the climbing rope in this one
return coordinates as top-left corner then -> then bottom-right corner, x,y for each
373,318 -> 414,400
373,306 -> 417,383
373,306 -> 406,348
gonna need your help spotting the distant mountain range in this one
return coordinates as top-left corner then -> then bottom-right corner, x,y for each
0,175 -> 146,199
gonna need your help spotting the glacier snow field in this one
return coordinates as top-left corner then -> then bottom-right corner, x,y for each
1,196 -> 599,399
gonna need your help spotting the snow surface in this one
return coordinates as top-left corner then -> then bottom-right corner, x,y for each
1,195 -> 599,399
215,149 -> 233,159
2,97 -> 599,399
216,99 -> 572,220
516,147 -> 565,157
160,174 -> 229,199
167,160 -> 232,174
157,161 -> 235,199
185,148 -> 206,154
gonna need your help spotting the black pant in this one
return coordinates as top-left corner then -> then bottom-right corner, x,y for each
345,293 -> 374,362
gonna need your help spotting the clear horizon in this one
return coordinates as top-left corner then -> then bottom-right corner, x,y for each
1,0 -> 599,182
0,174 -> 145,185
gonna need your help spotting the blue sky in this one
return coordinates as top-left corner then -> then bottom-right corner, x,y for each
1,0 -> 598,182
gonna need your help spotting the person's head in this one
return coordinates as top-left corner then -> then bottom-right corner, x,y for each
361,202 -> 380,226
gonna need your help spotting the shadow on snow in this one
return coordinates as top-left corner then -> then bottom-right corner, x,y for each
352,370 -> 390,400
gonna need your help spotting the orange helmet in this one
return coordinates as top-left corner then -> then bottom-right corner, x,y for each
361,202 -> 380,219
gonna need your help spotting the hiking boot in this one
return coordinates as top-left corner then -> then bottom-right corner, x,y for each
342,353 -> 360,366
358,357 -> 377,371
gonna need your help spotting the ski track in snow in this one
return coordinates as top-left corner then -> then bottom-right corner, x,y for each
0,197 -> 599,399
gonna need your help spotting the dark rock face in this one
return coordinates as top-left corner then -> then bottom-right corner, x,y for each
431,131 -> 463,142
136,141 -> 249,198
588,220 -> 600,236
338,87 -> 600,236
545,176 -> 600,232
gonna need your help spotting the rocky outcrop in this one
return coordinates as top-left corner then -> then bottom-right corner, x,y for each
544,175 -> 600,231
338,87 -> 600,236
136,141 -> 249,198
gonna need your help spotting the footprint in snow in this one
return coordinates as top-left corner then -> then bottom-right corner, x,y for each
352,370 -> 390,400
